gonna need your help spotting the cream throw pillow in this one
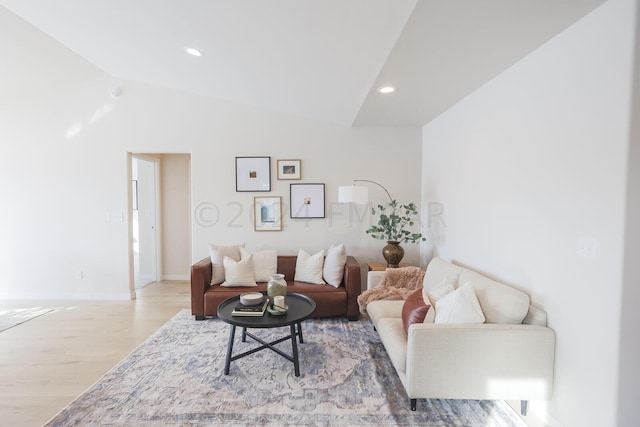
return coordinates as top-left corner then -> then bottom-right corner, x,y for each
323,244 -> 347,287
425,279 -> 455,306
209,243 -> 244,285
220,254 -> 257,287
434,282 -> 485,324
294,249 -> 326,284
239,247 -> 277,282
423,279 -> 454,324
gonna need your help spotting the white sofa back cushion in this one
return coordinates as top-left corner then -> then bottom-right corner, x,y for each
422,257 -> 463,290
523,304 -> 548,326
458,270 -> 530,324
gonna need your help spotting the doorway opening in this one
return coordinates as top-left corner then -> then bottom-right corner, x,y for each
131,155 -> 159,289
129,153 -> 191,294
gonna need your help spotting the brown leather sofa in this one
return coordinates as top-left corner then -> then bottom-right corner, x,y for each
191,255 -> 362,321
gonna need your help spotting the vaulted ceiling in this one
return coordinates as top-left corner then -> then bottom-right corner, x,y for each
1,0 -> 605,127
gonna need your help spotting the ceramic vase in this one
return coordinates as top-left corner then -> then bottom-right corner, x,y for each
382,241 -> 404,268
267,273 -> 287,305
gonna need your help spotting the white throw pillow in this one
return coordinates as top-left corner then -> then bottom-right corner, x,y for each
434,282 -> 486,324
239,247 -> 277,282
294,249 -> 326,284
425,279 -> 455,306
323,244 -> 347,287
423,279 -> 454,323
209,243 -> 244,285
220,254 -> 257,287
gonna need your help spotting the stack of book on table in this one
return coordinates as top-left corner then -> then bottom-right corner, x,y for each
231,299 -> 269,316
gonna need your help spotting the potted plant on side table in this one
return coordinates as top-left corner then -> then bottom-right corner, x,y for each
366,200 -> 426,267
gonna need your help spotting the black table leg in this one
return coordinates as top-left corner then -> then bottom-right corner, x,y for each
296,322 -> 304,343
290,324 -> 300,377
242,327 -> 247,342
224,325 -> 236,375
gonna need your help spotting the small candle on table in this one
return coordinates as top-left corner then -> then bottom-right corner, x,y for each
274,295 -> 285,308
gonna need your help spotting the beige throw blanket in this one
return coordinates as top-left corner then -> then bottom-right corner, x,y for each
357,266 -> 425,314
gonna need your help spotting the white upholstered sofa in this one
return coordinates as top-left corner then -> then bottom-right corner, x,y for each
366,257 -> 555,413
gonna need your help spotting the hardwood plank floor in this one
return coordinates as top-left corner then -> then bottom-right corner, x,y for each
1,282 -> 544,427
0,281 -> 190,427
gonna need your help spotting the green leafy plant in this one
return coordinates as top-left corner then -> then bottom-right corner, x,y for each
365,200 -> 426,243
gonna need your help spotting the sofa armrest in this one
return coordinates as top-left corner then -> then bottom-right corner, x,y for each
367,270 -> 385,290
190,257 -> 212,319
405,323 -> 555,400
343,256 -> 362,320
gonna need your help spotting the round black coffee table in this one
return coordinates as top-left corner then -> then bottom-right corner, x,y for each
217,292 -> 316,377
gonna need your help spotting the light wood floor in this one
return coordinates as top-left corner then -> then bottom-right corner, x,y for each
1,282 -> 544,427
0,281 -> 190,427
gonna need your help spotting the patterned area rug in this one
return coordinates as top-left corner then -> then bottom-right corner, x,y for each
46,310 -> 526,426
0,307 -> 53,332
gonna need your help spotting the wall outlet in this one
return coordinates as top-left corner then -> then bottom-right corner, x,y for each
75,270 -> 84,280
576,236 -> 597,259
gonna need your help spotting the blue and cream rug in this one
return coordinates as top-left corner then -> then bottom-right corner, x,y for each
46,310 -> 526,426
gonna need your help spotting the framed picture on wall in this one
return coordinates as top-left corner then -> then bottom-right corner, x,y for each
254,196 -> 282,231
277,159 -> 301,180
236,156 -> 271,192
290,183 -> 325,218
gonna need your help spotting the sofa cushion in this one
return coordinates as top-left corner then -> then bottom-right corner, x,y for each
458,270 -> 530,324
366,300 -> 404,328
423,307 -> 436,323
239,247 -> 277,282
194,254 -> 362,319
323,244 -> 347,287
402,288 -> 431,334
425,278 -> 455,304
423,279 -> 454,323
220,255 -> 257,287
294,249 -> 326,284
434,282 -> 485,324
376,317 -> 408,374
423,257 -> 463,291
209,243 -> 244,285
523,304 -> 548,326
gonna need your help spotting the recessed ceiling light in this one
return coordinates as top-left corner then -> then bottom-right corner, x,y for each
377,86 -> 395,94
185,47 -> 203,57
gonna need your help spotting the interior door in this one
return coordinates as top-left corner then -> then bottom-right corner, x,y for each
132,157 -> 158,288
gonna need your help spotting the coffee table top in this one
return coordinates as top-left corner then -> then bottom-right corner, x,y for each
217,292 -> 316,328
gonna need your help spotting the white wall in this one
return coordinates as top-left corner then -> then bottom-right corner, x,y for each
0,7 -> 423,299
617,2 -> 640,426
421,0 -> 636,426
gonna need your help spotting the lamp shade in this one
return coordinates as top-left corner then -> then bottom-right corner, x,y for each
338,185 -> 368,204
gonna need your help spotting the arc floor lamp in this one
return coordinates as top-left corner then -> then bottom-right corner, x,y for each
338,180 -> 393,204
